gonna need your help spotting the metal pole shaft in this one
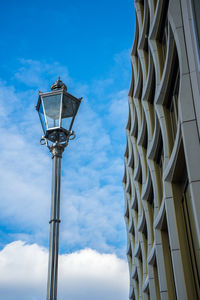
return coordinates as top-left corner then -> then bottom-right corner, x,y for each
47,144 -> 64,300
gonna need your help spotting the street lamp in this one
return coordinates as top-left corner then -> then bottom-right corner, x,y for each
36,78 -> 82,300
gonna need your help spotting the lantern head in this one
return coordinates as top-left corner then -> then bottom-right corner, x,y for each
36,78 -> 82,143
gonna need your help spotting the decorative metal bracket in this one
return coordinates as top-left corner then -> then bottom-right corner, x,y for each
40,130 -> 76,152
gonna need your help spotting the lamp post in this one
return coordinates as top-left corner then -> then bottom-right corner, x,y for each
36,78 -> 82,300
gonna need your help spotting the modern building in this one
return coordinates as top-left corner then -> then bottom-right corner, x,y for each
123,0 -> 200,299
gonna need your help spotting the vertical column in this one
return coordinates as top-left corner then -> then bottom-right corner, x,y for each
47,144 -> 64,300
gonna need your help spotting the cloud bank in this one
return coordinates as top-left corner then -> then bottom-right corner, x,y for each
0,56 -> 129,256
0,241 -> 129,300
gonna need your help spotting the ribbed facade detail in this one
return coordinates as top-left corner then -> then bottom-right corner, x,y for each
123,0 -> 200,299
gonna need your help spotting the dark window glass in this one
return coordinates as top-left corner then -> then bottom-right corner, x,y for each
192,0 -> 200,57
182,184 -> 200,298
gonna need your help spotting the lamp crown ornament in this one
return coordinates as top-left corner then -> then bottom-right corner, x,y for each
51,76 -> 67,91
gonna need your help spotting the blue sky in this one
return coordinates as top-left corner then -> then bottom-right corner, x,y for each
0,1 -> 135,299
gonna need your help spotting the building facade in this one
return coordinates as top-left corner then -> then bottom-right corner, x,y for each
123,0 -> 200,299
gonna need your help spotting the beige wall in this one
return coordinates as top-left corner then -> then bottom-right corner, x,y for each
123,0 -> 200,299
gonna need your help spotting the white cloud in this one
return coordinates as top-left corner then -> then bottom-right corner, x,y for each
0,65 -> 127,256
0,241 -> 129,300
0,81 -> 19,119
14,59 -> 72,91
0,49 -> 132,259
108,89 -> 128,124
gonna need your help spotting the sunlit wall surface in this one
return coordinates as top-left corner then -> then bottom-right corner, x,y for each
123,0 -> 200,299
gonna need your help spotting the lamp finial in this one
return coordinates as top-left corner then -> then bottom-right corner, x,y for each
51,77 -> 67,91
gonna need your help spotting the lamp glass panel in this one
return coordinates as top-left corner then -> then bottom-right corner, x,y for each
61,95 -> 78,130
62,94 -> 76,117
38,100 -> 47,134
61,115 -> 73,131
42,94 -> 62,129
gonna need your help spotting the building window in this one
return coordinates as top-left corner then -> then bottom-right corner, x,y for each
156,133 -> 164,176
191,0 -> 200,67
161,17 -> 168,60
182,183 -> 200,298
169,71 -> 179,140
165,49 -> 180,142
